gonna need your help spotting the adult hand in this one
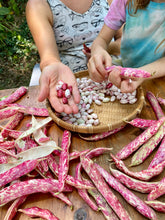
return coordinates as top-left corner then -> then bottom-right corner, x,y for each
87,47 -> 112,83
38,62 -> 81,114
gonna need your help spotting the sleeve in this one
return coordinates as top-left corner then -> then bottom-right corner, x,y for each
104,0 -> 127,30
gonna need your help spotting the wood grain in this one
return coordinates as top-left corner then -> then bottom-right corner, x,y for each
0,78 -> 165,220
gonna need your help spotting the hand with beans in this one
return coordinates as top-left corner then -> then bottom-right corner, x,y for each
38,62 -> 81,114
107,66 -> 144,93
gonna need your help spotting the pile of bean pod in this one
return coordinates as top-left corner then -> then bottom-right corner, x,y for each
57,77 -> 137,127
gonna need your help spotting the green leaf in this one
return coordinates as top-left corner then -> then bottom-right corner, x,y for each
0,7 -> 10,16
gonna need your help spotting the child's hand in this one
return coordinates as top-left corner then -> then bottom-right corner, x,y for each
108,66 -> 144,93
87,48 -> 112,83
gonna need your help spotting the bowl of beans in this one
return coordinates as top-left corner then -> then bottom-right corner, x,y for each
46,70 -> 145,134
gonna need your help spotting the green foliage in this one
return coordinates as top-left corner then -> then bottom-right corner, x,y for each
0,0 -> 39,89
0,0 -> 38,63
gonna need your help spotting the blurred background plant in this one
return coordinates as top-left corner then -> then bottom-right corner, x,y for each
0,0 -> 39,90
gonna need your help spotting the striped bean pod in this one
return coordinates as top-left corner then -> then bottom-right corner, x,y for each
111,154 -> 165,181
75,162 -> 99,211
88,188 -> 119,220
7,103 -> 49,116
109,166 -> 158,193
116,117 -> 165,160
96,164 -> 158,220
4,195 -> 27,220
146,91 -> 165,119
0,159 -> 38,188
120,67 -> 155,78
79,125 -> 125,141
106,66 -> 154,78
58,130 -> 71,192
0,86 -> 27,109
18,206 -> 59,220
128,118 -> 156,129
1,112 -> 24,139
148,136 -> 165,168
147,177 -> 165,201
80,156 -> 132,220
48,154 -> 94,190
0,179 -> 72,206
145,200 -> 165,213
0,107 -> 19,120
130,121 -> 165,166
156,96 -> 165,106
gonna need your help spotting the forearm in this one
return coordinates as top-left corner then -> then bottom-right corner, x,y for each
26,0 -> 60,71
91,24 -> 116,55
107,26 -> 122,56
107,38 -> 121,56
139,57 -> 165,80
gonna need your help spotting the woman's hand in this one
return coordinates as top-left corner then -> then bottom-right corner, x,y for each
38,62 -> 81,114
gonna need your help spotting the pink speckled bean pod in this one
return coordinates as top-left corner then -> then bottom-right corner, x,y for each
0,141 -> 15,149
58,130 -> 71,192
0,178 -> 72,205
86,147 -> 113,158
48,154 -> 93,189
65,174 -> 94,190
128,118 -> 156,129
96,164 -> 158,220
79,125 -> 125,141
50,191 -> 73,207
0,152 -> 8,164
4,195 -> 27,220
80,156 -> 132,220
111,153 -> 165,181
148,136 -> 165,168
116,117 -> 165,160
8,130 -> 23,139
47,154 -> 59,177
69,149 -> 90,161
0,107 -> 19,120
88,188 -> 119,220
31,161 -> 72,207
106,66 -> 154,78
147,177 -> 165,201
0,86 -> 28,109
0,159 -> 38,188
146,91 -> 165,119
156,96 -> 165,106
120,67 -> 154,78
145,200 -> 165,213
75,162 -> 99,211
130,121 -> 165,166
0,146 -> 18,159
1,112 -> 24,139
109,166 -> 158,193
18,206 -> 59,220
7,103 -> 49,116
39,159 -> 49,174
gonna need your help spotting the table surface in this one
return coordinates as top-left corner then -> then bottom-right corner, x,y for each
0,78 -> 165,220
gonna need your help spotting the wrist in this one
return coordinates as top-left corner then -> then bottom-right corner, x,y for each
40,57 -> 60,71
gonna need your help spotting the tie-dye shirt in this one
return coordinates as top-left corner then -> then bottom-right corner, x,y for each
104,0 -> 165,68
47,0 -> 109,72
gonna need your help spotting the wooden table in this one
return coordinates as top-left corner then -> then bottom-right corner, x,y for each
0,78 -> 165,220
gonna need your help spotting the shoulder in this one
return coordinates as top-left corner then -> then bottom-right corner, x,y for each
26,0 -> 53,24
26,0 -> 49,10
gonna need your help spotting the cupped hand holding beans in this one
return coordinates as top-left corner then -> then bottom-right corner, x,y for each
38,62 -> 81,114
